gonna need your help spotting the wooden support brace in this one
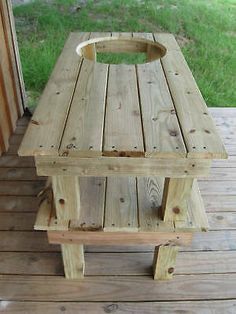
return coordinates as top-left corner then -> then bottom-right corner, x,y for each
153,245 -> 179,280
52,176 -> 84,279
161,178 -> 194,222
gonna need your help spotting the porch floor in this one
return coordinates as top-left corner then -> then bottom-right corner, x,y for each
0,108 -> 236,313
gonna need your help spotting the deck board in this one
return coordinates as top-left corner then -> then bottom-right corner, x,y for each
0,107 -> 235,313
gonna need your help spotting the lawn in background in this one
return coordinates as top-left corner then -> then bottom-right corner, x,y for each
13,0 -> 236,108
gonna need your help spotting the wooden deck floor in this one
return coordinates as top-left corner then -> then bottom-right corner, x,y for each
0,108 -> 235,313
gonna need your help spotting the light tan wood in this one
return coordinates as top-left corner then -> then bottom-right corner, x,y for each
154,33 -> 227,159
61,244 -> 84,279
18,32 -> 90,156
137,177 -> 173,231
137,55 -> 187,158
35,155 -> 211,177
103,63 -> 144,157
48,230 -> 192,246
70,177 -> 106,231
52,176 -> 83,279
52,176 -> 80,220
104,177 -> 138,231
153,245 -> 179,280
161,178 -> 194,222
59,60 -> 108,157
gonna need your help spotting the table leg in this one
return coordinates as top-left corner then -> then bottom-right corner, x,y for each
153,245 -> 179,280
52,176 -> 84,279
161,178 -> 194,222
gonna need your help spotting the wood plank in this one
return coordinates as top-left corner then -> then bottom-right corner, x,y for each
18,32 -> 90,157
207,212 -> 236,230
1,300 -> 236,314
161,178 -> 193,222
0,181 -> 45,196
135,33 -> 186,158
35,155 -> 211,177
0,155 -> 34,167
199,181 -> 236,195
61,244 -> 84,279
203,195 -> 236,212
0,231 -> 59,252
104,177 -> 138,231
59,60 -> 108,157
103,63 -> 144,157
0,196 -> 38,212
48,230 -> 192,246
1,251 -> 236,276
70,177 -> 106,231
0,168 -> 44,180
0,213 -> 35,230
153,245 -> 179,280
1,230 -> 236,252
137,177 -> 174,231
52,176 -> 80,220
0,274 -> 236,301
154,33 -> 227,159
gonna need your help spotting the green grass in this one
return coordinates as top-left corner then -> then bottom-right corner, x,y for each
14,0 -> 236,108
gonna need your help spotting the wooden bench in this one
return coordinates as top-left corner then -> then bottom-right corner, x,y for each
18,32 -> 227,280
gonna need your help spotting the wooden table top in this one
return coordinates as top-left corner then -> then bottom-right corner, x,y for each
19,32 -> 227,160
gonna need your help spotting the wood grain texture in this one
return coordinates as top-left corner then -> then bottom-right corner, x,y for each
155,33 -> 227,159
104,177 -> 138,231
59,60 -> 108,157
153,245 -> 179,280
1,300 -> 235,314
103,64 -> 144,157
18,32 -> 90,156
136,32 -> 186,158
0,274 -> 236,301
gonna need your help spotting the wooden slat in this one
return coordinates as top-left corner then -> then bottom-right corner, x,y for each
1,300 -> 235,314
35,155 -> 211,178
1,300 -> 236,313
154,33 -> 227,159
137,177 -> 174,231
1,251 -> 236,276
18,32 -> 90,156
0,274 -> 236,301
0,181 -> 45,196
59,60 -> 108,157
1,230 -> 236,252
0,212 -> 35,230
0,155 -> 34,167
134,33 -> 186,158
69,177 -> 106,231
0,168 -> 44,180
103,63 -> 144,157
48,230 -> 192,246
0,196 -> 38,212
153,245 -> 179,280
104,177 -> 138,231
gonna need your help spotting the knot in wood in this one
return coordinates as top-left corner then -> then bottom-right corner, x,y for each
172,207 -> 180,214
59,198 -> 65,205
168,267 -> 174,274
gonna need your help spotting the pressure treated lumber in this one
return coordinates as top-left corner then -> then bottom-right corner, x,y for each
35,156 -> 211,177
52,176 -> 84,279
161,178 -> 194,222
18,32 -> 90,156
154,33 -> 227,159
153,245 -> 179,280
